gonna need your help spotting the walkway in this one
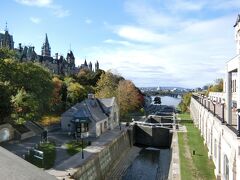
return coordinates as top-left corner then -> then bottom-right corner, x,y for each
46,127 -> 126,179
1,130 -> 74,167
169,128 -> 181,180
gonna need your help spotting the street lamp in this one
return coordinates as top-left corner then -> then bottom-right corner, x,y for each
75,119 -> 84,159
221,99 -> 225,123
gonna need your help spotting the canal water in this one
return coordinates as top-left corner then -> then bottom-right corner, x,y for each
122,96 -> 180,180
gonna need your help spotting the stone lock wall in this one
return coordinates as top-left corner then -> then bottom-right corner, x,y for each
73,130 -> 132,180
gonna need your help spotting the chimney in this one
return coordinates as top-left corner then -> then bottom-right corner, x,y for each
19,43 -> 22,50
55,53 -> 58,60
88,93 -> 95,99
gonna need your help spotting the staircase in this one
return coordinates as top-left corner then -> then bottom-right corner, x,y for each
24,121 -> 44,135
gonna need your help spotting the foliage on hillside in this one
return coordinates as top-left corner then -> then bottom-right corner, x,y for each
179,93 -> 192,112
95,71 -> 144,117
0,48 -> 142,124
207,78 -> 223,93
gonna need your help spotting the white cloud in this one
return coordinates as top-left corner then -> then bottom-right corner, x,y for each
15,0 -> 52,7
29,17 -> 41,24
51,5 -> 70,18
104,39 -> 133,46
115,26 -> 170,43
15,0 -> 70,18
85,18 -> 92,24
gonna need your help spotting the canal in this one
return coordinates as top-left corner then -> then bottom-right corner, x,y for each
122,96 -> 181,180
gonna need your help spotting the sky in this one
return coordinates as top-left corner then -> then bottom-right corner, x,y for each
0,0 -> 240,88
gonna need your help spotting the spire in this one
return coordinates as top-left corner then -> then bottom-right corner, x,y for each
84,58 -> 87,66
234,14 -> 240,27
41,33 -> 51,56
5,22 -> 8,32
45,33 -> 49,44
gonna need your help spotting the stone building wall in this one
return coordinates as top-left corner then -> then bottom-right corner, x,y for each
190,97 -> 240,179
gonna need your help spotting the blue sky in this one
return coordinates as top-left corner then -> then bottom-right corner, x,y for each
1,0 -> 240,88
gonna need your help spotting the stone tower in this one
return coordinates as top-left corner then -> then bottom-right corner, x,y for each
89,61 -> 92,71
234,14 -> 240,54
0,23 -> 14,49
95,61 -> 99,71
41,33 -> 51,57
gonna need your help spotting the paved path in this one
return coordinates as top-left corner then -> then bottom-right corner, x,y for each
1,130 -> 74,167
168,125 -> 181,180
1,135 -> 41,158
46,127 -> 126,180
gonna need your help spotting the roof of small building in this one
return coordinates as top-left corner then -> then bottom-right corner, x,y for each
0,147 -> 56,180
62,97 -> 116,123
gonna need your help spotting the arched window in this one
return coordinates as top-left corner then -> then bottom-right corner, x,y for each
224,155 -> 229,180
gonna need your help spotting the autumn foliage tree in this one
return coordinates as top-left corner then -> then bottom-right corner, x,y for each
95,71 -> 122,98
50,76 -> 63,112
117,80 -> 142,116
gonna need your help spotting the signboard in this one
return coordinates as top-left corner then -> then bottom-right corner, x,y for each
33,149 -> 44,160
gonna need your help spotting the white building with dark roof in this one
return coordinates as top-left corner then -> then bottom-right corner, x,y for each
61,95 -> 119,137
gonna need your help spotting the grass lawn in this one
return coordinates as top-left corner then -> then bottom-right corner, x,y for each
39,114 -> 60,126
25,142 -> 56,169
66,140 -> 88,156
178,112 -> 215,180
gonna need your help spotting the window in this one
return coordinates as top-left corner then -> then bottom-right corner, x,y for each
104,121 -> 107,129
224,155 -> 229,180
81,123 -> 89,133
113,112 -> 117,122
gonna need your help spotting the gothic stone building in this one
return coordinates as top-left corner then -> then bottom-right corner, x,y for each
0,25 -> 100,75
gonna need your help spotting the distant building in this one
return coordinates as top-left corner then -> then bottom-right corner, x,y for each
61,95 -> 119,137
0,24 -> 100,75
79,59 -> 99,72
0,23 -> 14,49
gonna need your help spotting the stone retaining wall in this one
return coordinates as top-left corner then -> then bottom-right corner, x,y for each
73,129 -> 132,180
190,97 -> 240,179
0,123 -> 14,143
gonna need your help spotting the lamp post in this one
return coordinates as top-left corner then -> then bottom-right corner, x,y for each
75,119 -> 84,159
221,100 -> 225,123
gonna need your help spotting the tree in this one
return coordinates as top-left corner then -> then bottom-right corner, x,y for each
67,82 -> 87,106
117,80 -> 142,116
50,76 -> 63,112
0,59 -> 54,121
208,79 -> 223,92
179,93 -> 192,112
154,96 -> 161,104
95,71 -> 121,98
11,88 -> 39,124
0,82 -> 12,123
0,47 -> 16,60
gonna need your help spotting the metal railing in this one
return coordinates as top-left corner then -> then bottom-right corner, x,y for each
192,94 -> 239,136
